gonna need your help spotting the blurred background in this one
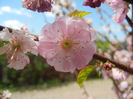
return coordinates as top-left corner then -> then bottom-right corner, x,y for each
0,0 -> 133,99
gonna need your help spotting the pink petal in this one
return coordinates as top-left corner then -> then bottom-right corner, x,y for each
71,42 -> 96,69
40,23 -> 63,41
38,41 -> 58,59
8,52 -> 30,70
0,45 -> 9,55
47,51 -> 76,72
0,28 -> 12,41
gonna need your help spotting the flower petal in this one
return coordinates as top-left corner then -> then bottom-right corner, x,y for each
8,52 -> 30,70
0,44 -> 9,55
38,41 -> 58,59
0,28 -> 12,41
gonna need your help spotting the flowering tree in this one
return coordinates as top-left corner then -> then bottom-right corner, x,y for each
0,0 -> 133,99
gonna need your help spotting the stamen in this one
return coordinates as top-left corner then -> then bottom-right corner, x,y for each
62,40 -> 72,49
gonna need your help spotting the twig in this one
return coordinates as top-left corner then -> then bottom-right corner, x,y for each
126,15 -> 133,28
0,25 -> 12,32
93,53 -> 133,74
123,0 -> 133,4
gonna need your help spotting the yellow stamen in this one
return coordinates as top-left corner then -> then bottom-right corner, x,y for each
62,40 -> 72,49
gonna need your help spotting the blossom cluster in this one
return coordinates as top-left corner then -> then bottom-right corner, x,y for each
83,0 -> 129,23
0,27 -> 37,70
0,0 -> 133,98
0,16 -> 97,72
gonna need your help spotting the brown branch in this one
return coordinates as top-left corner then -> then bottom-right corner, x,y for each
1,25 -> 133,74
126,15 -> 133,28
123,0 -> 133,4
0,25 -> 12,32
0,25 -> 38,41
93,53 -> 133,74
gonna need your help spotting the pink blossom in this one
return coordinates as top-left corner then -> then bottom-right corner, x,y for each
130,61 -> 133,69
38,16 -> 97,72
114,50 -> 132,64
105,0 -> 123,7
119,81 -> 128,91
2,90 -> 12,99
88,96 -> 94,99
22,0 -> 54,12
105,0 -> 129,23
111,68 -> 129,80
126,36 -> 132,51
0,28 -> 37,70
101,69 -> 108,79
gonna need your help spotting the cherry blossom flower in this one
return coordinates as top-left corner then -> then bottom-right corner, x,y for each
0,90 -> 12,99
130,61 -> 133,69
22,0 -> 54,12
111,68 -> 129,80
104,0 -> 129,23
38,16 -> 97,72
51,0 -> 75,18
0,28 -> 37,70
114,50 -> 132,64
119,81 -> 128,91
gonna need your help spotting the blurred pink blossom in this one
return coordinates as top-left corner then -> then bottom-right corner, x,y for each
126,36 -> 132,51
130,61 -> 133,69
101,69 -> 108,80
38,16 -> 97,72
22,0 -> 53,12
105,0 -> 129,23
114,50 -> 132,64
111,68 -> 129,80
1,90 -> 12,99
0,28 -> 37,70
88,96 -> 94,99
119,81 -> 128,91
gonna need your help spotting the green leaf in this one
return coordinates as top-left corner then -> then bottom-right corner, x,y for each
77,66 -> 96,87
68,9 -> 91,18
0,41 -> 9,47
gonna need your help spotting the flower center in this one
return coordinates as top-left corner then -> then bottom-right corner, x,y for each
62,40 -> 72,49
10,40 -> 21,61
12,40 -> 20,50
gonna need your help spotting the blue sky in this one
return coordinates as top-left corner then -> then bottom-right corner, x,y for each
0,0 -> 131,41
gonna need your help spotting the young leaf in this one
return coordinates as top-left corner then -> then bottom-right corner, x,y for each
68,9 -> 91,18
77,66 -> 96,87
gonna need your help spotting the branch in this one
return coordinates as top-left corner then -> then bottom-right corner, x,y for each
123,0 -> 133,4
126,15 -> 133,28
0,25 -> 12,32
93,53 -> 133,74
0,25 -> 133,74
